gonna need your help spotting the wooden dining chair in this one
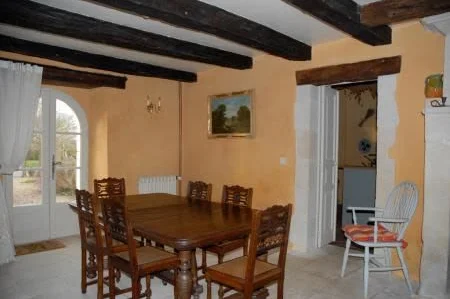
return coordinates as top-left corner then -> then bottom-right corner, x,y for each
101,195 -> 180,299
200,185 -> 253,297
75,189 -> 128,299
206,204 -> 293,299
75,189 -> 105,299
94,177 -> 126,200
187,180 -> 212,201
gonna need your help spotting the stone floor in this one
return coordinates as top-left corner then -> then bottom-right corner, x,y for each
0,236 -> 442,299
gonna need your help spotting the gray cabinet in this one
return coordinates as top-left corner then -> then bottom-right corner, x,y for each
341,167 -> 376,226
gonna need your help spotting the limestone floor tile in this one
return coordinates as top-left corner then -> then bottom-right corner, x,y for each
1,236 -> 440,299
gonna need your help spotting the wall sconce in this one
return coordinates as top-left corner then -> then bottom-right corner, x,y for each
146,96 -> 161,114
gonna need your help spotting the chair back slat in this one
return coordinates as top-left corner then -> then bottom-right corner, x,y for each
101,196 -> 138,267
382,181 -> 418,239
75,189 -> 102,248
222,185 -> 253,207
94,177 -> 126,200
187,181 -> 212,201
245,204 -> 293,287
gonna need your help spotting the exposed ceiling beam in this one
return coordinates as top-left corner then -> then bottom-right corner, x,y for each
283,0 -> 392,46
0,35 -> 197,82
296,56 -> 401,85
89,0 -> 311,61
360,0 -> 450,27
0,0 -> 252,70
2,57 -> 127,89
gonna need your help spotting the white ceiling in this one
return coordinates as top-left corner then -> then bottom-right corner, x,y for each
0,0 -> 382,74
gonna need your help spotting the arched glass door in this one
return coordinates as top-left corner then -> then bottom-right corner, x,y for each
12,88 -> 88,244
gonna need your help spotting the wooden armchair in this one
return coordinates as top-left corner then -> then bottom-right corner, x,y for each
101,195 -> 179,299
187,180 -> 212,201
200,185 -> 253,297
206,204 -> 293,299
94,177 -> 126,200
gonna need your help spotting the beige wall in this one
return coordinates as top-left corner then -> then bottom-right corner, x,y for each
0,51 -> 181,194
338,84 -> 377,167
182,22 -> 445,279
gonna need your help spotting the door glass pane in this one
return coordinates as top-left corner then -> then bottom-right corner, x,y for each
24,133 -> 42,168
13,170 -> 43,206
55,168 -> 77,203
56,99 -> 80,133
55,133 -> 80,167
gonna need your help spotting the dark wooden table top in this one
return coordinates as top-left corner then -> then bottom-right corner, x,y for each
69,193 -> 253,250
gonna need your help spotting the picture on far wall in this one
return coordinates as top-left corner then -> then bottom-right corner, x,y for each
208,89 -> 254,138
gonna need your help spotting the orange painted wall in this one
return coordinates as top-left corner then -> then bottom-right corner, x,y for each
0,51 -> 180,194
182,22 -> 445,280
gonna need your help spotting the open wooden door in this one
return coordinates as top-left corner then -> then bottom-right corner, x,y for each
317,86 -> 339,247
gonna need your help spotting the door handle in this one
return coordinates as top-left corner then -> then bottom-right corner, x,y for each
52,155 -> 62,180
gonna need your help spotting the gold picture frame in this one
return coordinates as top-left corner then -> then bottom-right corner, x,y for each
208,89 -> 254,138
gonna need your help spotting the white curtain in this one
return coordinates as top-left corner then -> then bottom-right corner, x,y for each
0,60 -> 43,265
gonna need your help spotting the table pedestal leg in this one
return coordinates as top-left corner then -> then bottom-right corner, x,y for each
177,250 -> 193,299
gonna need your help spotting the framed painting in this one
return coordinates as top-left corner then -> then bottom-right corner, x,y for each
208,89 -> 254,138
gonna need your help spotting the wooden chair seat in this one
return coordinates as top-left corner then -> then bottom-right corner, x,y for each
207,256 -> 281,291
204,238 -> 247,255
86,236 -> 125,250
114,246 -> 179,272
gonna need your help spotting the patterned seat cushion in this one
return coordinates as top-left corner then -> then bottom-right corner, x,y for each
342,224 -> 407,248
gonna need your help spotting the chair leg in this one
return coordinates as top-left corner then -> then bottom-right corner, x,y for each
81,248 -> 87,293
173,267 -> 178,299
243,237 -> 249,256
96,253 -> 104,299
108,262 -> 116,299
384,248 -> 392,279
145,275 -> 152,299
396,247 -> 414,295
363,246 -> 370,298
277,277 -> 284,299
341,238 -> 351,278
202,249 -> 207,274
218,254 -> 224,299
206,277 -> 212,299
131,276 -> 140,299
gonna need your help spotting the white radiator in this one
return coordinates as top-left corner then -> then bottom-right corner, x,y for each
138,176 -> 178,195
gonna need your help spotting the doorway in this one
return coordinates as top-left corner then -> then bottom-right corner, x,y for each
332,81 -> 378,248
292,74 -> 398,253
11,88 -> 88,245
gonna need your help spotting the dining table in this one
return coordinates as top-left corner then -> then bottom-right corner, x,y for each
69,193 -> 260,299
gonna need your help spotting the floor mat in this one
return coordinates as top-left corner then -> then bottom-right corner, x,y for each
15,239 -> 66,256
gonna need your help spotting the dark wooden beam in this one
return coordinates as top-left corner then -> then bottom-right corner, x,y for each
89,0 -> 311,61
0,0 -> 252,70
0,35 -> 197,82
1,58 -> 127,89
296,56 -> 401,85
361,0 -> 450,27
283,0 -> 392,46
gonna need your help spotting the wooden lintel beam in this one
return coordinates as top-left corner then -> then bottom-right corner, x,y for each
0,0 -> 252,70
0,35 -> 197,82
1,58 -> 127,89
296,56 -> 401,86
89,0 -> 311,61
283,0 -> 392,46
361,0 -> 450,27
